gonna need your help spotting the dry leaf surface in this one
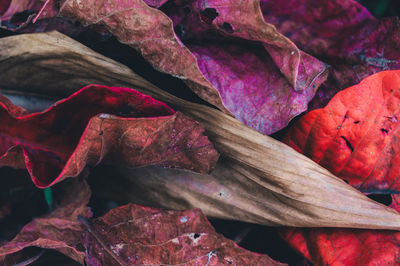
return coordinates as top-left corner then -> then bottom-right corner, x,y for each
281,195 -> 400,265
284,70 -> 400,193
1,32 -> 400,231
0,84 -> 218,188
58,0 -> 328,135
260,0 -> 400,108
81,203 -> 284,265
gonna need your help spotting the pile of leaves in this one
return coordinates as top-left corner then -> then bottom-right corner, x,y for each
0,0 -> 400,265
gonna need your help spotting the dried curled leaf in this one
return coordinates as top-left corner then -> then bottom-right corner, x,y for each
0,178 -> 91,264
260,0 -> 400,108
1,32 -> 400,230
0,0 -> 58,31
284,71 -> 400,193
0,84 -> 218,188
281,195 -> 400,265
80,203 -> 284,265
58,0 -> 328,135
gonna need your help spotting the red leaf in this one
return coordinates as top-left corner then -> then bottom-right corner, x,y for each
80,203 -> 285,265
283,70 -> 400,193
0,178 -> 91,264
280,195 -> 400,265
0,85 -> 218,188
59,0 -> 328,135
260,0 -> 400,108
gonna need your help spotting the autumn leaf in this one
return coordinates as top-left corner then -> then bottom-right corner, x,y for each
0,84 -> 218,188
58,0 -> 328,135
280,194 -> 400,265
283,70 -> 400,193
0,0 -> 57,30
79,203 -> 285,265
260,0 -> 400,109
2,31 -> 400,230
0,178 -> 91,265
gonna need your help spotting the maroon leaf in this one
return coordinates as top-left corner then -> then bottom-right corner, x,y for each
260,0 -> 400,108
59,0 -> 328,135
0,178 -> 91,264
0,85 -> 218,188
0,0 -> 85,36
0,0 -> 57,30
80,203 -> 285,265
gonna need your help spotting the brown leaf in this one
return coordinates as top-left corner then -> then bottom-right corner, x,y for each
1,31 -> 400,230
79,203 -> 285,265
0,178 -> 91,264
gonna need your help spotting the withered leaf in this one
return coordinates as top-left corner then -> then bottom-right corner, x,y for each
2,32 -> 400,230
280,195 -> 400,265
80,203 -> 285,265
0,0 -> 58,31
283,71 -> 400,193
58,0 -> 328,135
0,178 -> 91,264
260,0 -> 400,108
0,84 -> 218,188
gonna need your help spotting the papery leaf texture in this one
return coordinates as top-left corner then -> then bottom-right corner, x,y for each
284,70 -> 400,193
281,194 -> 400,265
80,203 -> 285,265
3,32 -> 400,230
260,0 -> 400,108
0,84 -> 218,188
0,178 -> 91,264
58,0 -> 328,135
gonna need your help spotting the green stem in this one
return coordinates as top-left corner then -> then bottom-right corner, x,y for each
375,0 -> 389,17
43,187 -> 53,211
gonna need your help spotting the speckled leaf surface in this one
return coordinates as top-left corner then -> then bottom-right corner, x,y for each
81,203 -> 285,265
260,0 -> 400,109
0,84 -> 218,188
284,71 -> 400,193
59,0 -> 328,135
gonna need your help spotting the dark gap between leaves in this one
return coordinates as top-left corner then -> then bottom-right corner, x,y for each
75,35 -> 214,108
200,8 -> 219,24
367,194 -> 392,205
220,22 -> 234,34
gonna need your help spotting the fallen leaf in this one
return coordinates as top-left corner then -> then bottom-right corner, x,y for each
58,0 -> 328,135
283,70 -> 400,193
281,194 -> 400,265
0,178 -> 91,264
0,84 -> 218,188
79,203 -> 285,265
260,0 -> 400,108
0,0 -> 57,30
2,31 -> 400,230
